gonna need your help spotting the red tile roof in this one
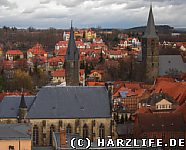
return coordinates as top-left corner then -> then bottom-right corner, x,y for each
80,69 -> 85,75
52,69 -> 65,77
154,81 -> 186,104
134,107 -> 152,115
113,82 -> 145,98
90,70 -> 104,75
54,48 -> 67,56
48,56 -> 64,63
28,43 -> 47,56
6,50 -> 23,55
174,102 -> 186,122
86,82 -> 105,86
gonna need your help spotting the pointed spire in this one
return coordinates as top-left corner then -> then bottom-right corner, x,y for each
19,94 -> 27,109
65,21 -> 79,61
71,20 -> 73,29
143,5 -> 158,38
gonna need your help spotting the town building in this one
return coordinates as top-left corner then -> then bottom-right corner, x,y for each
6,50 -> 24,61
113,82 -> 149,113
0,124 -> 32,150
139,92 -> 179,113
51,69 -> 85,85
134,113 -> 186,148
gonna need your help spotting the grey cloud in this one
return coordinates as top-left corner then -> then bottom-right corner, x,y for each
144,0 -> 186,5
0,0 -> 17,9
1,0 -> 186,28
22,6 -> 47,14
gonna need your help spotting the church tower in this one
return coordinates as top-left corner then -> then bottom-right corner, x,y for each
142,5 -> 159,83
65,22 -> 80,86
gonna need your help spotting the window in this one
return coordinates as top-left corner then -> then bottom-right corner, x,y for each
9,146 -> 14,150
66,124 -> 72,134
99,124 -> 105,139
49,124 -> 55,146
33,125 -> 39,146
83,124 -> 89,139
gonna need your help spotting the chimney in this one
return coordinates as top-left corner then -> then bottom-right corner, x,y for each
60,128 -> 66,148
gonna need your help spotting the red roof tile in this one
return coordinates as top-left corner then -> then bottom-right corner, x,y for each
52,69 -> 65,77
155,81 -> 186,104
86,82 -> 105,86
6,50 -> 23,55
174,102 -> 186,122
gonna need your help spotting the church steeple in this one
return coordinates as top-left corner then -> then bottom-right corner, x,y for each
143,5 -> 158,38
141,5 -> 159,84
65,21 -> 80,86
65,21 -> 79,61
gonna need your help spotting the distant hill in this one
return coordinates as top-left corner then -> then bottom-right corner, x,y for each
174,28 -> 186,33
125,25 -> 174,34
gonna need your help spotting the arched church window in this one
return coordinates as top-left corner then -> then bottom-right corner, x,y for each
66,124 -> 72,134
33,125 -> 39,146
49,124 -> 55,146
99,124 -> 105,139
83,124 -> 89,139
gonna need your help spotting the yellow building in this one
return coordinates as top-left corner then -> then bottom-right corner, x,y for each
0,48 -> 3,57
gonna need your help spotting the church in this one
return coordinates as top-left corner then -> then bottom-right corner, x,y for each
134,5 -> 159,84
0,24 -> 113,146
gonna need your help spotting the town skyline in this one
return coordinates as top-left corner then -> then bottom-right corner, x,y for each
0,0 -> 186,29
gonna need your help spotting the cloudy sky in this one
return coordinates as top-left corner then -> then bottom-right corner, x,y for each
0,0 -> 185,29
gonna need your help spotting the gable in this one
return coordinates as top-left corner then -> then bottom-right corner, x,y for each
156,99 -> 172,106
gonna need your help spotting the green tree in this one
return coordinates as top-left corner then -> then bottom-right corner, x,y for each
12,69 -> 34,91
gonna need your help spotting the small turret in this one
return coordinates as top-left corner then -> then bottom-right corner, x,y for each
18,94 -> 28,123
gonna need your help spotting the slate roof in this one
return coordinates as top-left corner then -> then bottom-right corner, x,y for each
65,23 -> 79,61
27,86 -> 111,119
143,5 -> 158,39
0,124 -> 31,140
0,96 -> 35,118
159,55 -> 186,75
